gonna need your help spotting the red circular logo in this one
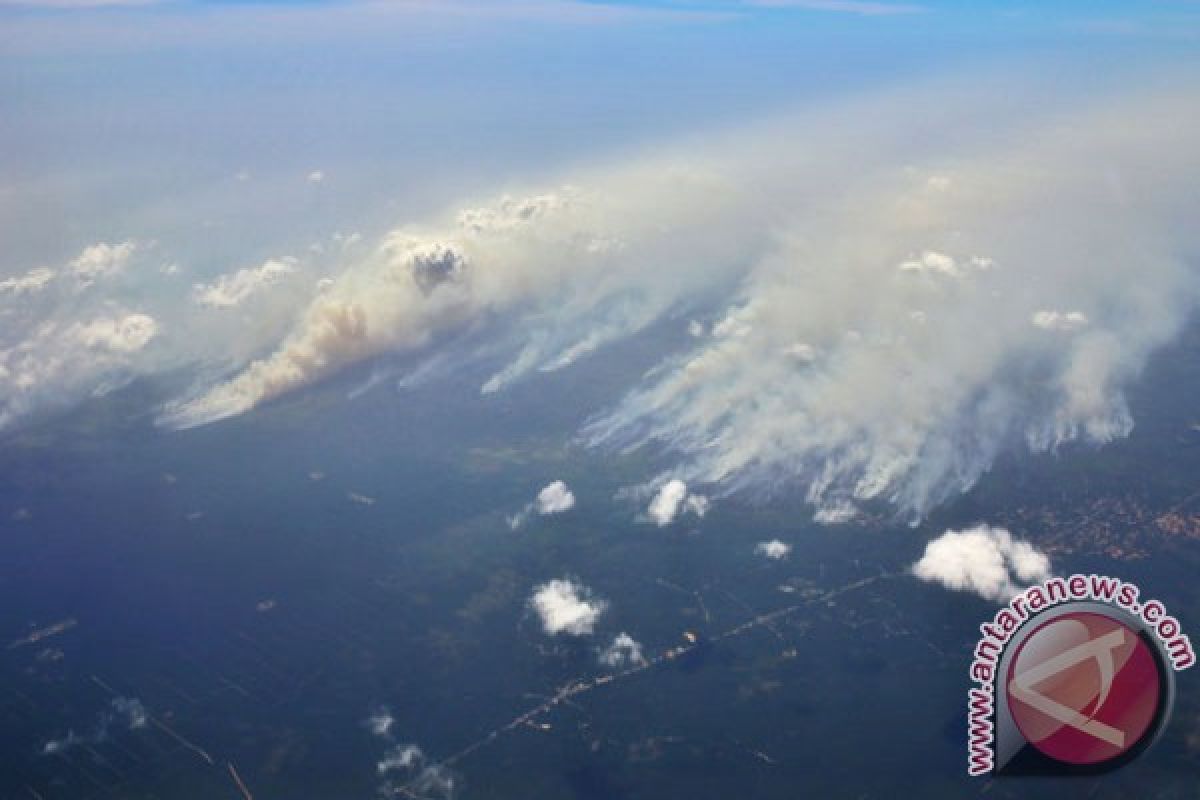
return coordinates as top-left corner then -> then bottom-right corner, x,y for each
1005,612 -> 1162,765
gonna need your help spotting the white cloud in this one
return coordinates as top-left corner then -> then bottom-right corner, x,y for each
813,502 -> 858,525
0,312 -> 158,427
535,480 -> 576,514
912,525 -> 1051,602
457,192 -> 569,234
754,539 -> 791,560
40,697 -> 148,757
647,479 -> 708,526
378,743 -> 424,775
365,706 -> 395,738
897,249 -> 961,277
647,480 -> 687,526
193,258 -> 297,309
307,170 -> 325,184
529,577 -> 606,636
599,632 -> 646,668
0,267 -> 55,296
376,742 -> 456,800
509,479 -> 577,528
71,313 -> 159,353
1032,309 -> 1089,332
69,240 -> 137,286
684,494 -> 709,517
110,697 -> 148,729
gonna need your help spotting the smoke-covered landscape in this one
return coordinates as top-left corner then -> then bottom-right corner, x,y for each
2,1 -> 1199,798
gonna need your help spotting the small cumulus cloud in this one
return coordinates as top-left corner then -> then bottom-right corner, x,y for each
529,577 -> 606,636
0,267 -> 55,297
912,524 -> 1051,602
365,706 -> 395,738
813,503 -> 858,525
754,539 -> 791,560
897,249 -> 961,278
1032,310 -> 1089,332
72,313 -> 159,353
508,480 -> 576,529
193,257 -> 297,309
40,696 -> 148,756
535,480 -> 576,514
599,632 -> 646,668
376,742 -> 456,800
0,311 -> 158,426
647,479 -> 708,527
378,744 -> 423,775
69,240 -> 137,287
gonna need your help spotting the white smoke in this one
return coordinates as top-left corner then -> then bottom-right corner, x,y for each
163,171 -> 757,428
588,88 -> 1200,519
3,76 -> 1198,523
912,524 -> 1051,602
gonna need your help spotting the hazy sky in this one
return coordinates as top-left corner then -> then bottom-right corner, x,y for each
3,0 -> 1197,264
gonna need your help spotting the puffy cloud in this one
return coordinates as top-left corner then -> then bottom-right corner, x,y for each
1032,310 -> 1089,332
0,267 -> 54,296
193,257 -> 297,309
754,539 -> 791,560
378,743 -> 423,774
897,249 -> 961,277
69,240 -> 137,286
535,480 -> 575,514
376,743 -> 456,800
365,706 -> 395,738
40,696 -> 148,756
110,697 -> 148,729
508,480 -> 577,528
528,577 -> 606,636
71,313 -> 159,353
912,524 -> 1051,602
599,632 -> 646,668
813,503 -> 858,525
0,311 -> 159,427
456,192 -> 570,234
647,479 -> 708,526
